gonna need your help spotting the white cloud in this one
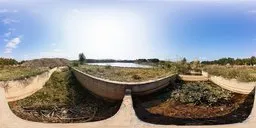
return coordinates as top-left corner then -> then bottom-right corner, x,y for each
8,28 -> 16,31
6,37 -> 21,48
39,49 -> 68,58
248,10 -> 256,13
4,36 -> 21,54
4,48 -> 12,53
53,48 -> 62,52
51,43 -> 56,46
0,9 -> 8,13
0,9 -> 18,13
2,18 -> 19,24
4,32 -> 11,37
71,9 -> 81,13
13,10 -> 18,13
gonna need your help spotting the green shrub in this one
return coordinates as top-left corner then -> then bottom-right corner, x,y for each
72,62 -> 79,67
158,62 -> 191,74
132,74 -> 142,80
0,58 -> 18,65
105,65 -> 112,69
171,81 -> 233,106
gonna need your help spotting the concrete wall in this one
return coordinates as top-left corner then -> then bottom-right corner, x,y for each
72,68 -> 126,100
71,68 -> 176,100
0,68 -> 57,101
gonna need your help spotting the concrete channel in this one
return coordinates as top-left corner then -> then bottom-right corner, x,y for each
0,67 -> 58,102
1,68 -> 256,127
71,67 -> 177,100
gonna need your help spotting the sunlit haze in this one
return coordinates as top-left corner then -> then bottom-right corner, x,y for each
0,0 -> 256,61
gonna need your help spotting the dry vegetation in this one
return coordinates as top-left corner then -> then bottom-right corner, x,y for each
21,58 -> 70,68
134,80 -> 254,125
0,66 -> 48,81
203,65 -> 256,82
76,64 -> 174,82
9,69 -> 121,123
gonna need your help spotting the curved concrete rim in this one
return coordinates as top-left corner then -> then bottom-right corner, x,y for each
1,87 -> 256,128
71,67 -> 176,100
72,67 -> 174,85
1,67 -> 58,102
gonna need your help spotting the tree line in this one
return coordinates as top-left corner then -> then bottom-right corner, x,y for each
0,58 -> 18,65
201,56 -> 256,65
135,58 -> 160,63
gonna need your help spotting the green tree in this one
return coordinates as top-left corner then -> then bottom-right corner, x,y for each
181,57 -> 187,64
78,53 -> 86,64
250,56 -> 256,65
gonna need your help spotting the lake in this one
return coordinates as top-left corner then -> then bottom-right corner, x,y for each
87,62 -> 152,68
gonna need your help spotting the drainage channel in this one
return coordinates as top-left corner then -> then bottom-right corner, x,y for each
1,69 -> 256,127
7,69 -> 122,123
132,79 -> 255,125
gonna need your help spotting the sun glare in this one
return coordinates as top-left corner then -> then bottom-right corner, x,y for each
61,9 -> 151,59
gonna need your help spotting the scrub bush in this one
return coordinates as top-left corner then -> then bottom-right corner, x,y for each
171,81 -> 233,106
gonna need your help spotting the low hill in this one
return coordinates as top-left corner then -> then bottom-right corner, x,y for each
21,58 -> 70,68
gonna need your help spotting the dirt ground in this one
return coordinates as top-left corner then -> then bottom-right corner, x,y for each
133,81 -> 254,125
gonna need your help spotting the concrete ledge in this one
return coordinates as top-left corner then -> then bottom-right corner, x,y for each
201,71 -> 256,94
178,75 -> 209,81
71,67 -> 176,100
1,87 -> 256,128
210,76 -> 256,94
0,68 -> 57,102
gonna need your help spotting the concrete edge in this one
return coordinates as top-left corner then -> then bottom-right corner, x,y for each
201,71 -> 256,94
71,67 -> 175,85
1,87 -> 256,128
178,75 -> 209,81
71,67 -> 177,100
1,67 -> 58,102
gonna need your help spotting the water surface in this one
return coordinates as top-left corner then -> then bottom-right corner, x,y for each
88,62 -> 152,68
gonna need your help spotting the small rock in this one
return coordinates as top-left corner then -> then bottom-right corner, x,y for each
62,110 -> 68,114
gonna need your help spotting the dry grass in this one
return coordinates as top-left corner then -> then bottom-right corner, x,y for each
9,69 -> 121,123
203,65 -> 256,82
76,65 -> 174,82
0,66 -> 48,81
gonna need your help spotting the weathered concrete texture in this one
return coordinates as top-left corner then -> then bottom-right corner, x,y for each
0,68 -> 57,102
189,71 -> 202,75
202,71 -> 209,77
210,76 -> 256,94
72,68 -> 176,100
178,75 -> 209,81
201,71 -> 256,94
1,87 -> 256,128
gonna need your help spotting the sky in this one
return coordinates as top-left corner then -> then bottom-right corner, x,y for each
0,0 -> 256,61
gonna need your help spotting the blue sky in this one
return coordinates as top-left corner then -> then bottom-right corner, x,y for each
0,0 -> 256,61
